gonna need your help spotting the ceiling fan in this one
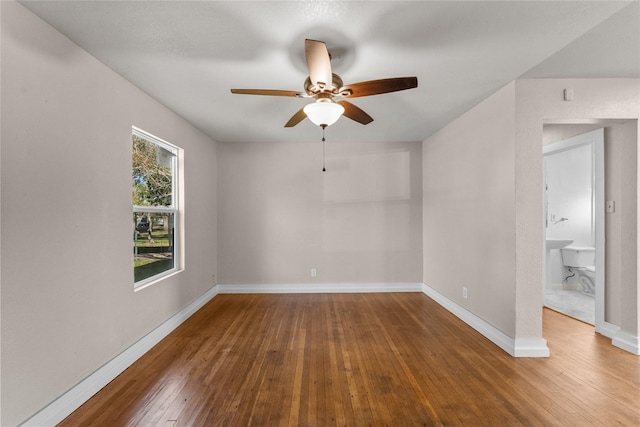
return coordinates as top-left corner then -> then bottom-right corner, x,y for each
231,39 -> 418,129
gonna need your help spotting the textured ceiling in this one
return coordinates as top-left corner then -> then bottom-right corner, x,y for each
18,1 -> 640,143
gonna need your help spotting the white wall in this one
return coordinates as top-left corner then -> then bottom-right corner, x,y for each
545,144 -> 594,246
217,141 -> 423,285
1,2 -> 218,425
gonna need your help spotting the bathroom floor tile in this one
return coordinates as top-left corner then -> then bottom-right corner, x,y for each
544,289 -> 595,325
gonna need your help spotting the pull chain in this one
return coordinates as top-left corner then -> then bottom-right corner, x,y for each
321,125 -> 326,172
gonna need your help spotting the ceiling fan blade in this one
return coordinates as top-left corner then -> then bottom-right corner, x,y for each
284,108 -> 307,128
336,100 -> 373,125
231,89 -> 305,97
305,39 -> 332,90
340,76 -> 418,98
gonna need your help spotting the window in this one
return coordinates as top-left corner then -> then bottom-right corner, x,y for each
132,127 -> 180,287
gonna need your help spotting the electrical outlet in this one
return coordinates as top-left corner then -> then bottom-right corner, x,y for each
462,287 -> 468,299
311,268 -> 317,277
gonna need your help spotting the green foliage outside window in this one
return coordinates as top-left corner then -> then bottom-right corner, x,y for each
132,135 -> 172,207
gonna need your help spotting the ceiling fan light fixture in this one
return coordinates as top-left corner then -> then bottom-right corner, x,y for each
303,99 -> 344,127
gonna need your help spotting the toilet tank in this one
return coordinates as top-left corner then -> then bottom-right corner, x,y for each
560,246 -> 595,267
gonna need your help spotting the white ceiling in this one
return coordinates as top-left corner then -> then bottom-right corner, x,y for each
19,1 -> 640,144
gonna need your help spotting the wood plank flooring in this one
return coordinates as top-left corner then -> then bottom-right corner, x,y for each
59,293 -> 640,426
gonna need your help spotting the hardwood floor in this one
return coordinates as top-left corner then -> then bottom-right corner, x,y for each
59,293 -> 640,426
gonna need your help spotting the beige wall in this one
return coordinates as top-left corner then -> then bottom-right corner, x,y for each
1,2 -> 217,425
2,2 -> 638,424
515,79 -> 639,340
217,141 -> 423,285
423,79 -> 639,344
423,82 -> 517,336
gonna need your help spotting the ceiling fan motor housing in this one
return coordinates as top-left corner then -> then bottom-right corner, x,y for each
304,73 -> 344,97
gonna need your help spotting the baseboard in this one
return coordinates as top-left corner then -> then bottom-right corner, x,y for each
612,330 -> 640,355
421,283 -> 549,358
513,338 -> 551,357
597,321 -> 620,339
216,282 -> 423,294
596,322 -> 639,356
21,286 -> 220,427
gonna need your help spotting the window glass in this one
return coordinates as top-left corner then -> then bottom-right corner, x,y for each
133,212 -> 175,283
132,135 -> 174,207
132,128 -> 179,287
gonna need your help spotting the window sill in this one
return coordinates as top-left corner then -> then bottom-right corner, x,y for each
134,268 -> 184,292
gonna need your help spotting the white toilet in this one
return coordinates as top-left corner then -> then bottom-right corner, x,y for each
560,246 -> 596,295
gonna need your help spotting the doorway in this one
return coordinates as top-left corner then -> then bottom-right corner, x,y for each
543,128 -> 604,330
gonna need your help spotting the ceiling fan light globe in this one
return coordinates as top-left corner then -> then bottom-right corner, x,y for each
303,101 -> 345,127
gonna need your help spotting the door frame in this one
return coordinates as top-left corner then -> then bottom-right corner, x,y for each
543,128 -> 605,332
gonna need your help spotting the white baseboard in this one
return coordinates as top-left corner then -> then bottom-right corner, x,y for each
596,322 -> 640,356
21,286 -> 220,427
421,283 -> 549,358
612,330 -> 640,355
216,282 -> 423,294
597,321 -> 620,339
513,338 -> 551,357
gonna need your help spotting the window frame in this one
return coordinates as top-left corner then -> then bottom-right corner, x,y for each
132,126 -> 181,289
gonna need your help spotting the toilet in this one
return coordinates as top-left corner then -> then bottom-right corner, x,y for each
560,246 -> 596,295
